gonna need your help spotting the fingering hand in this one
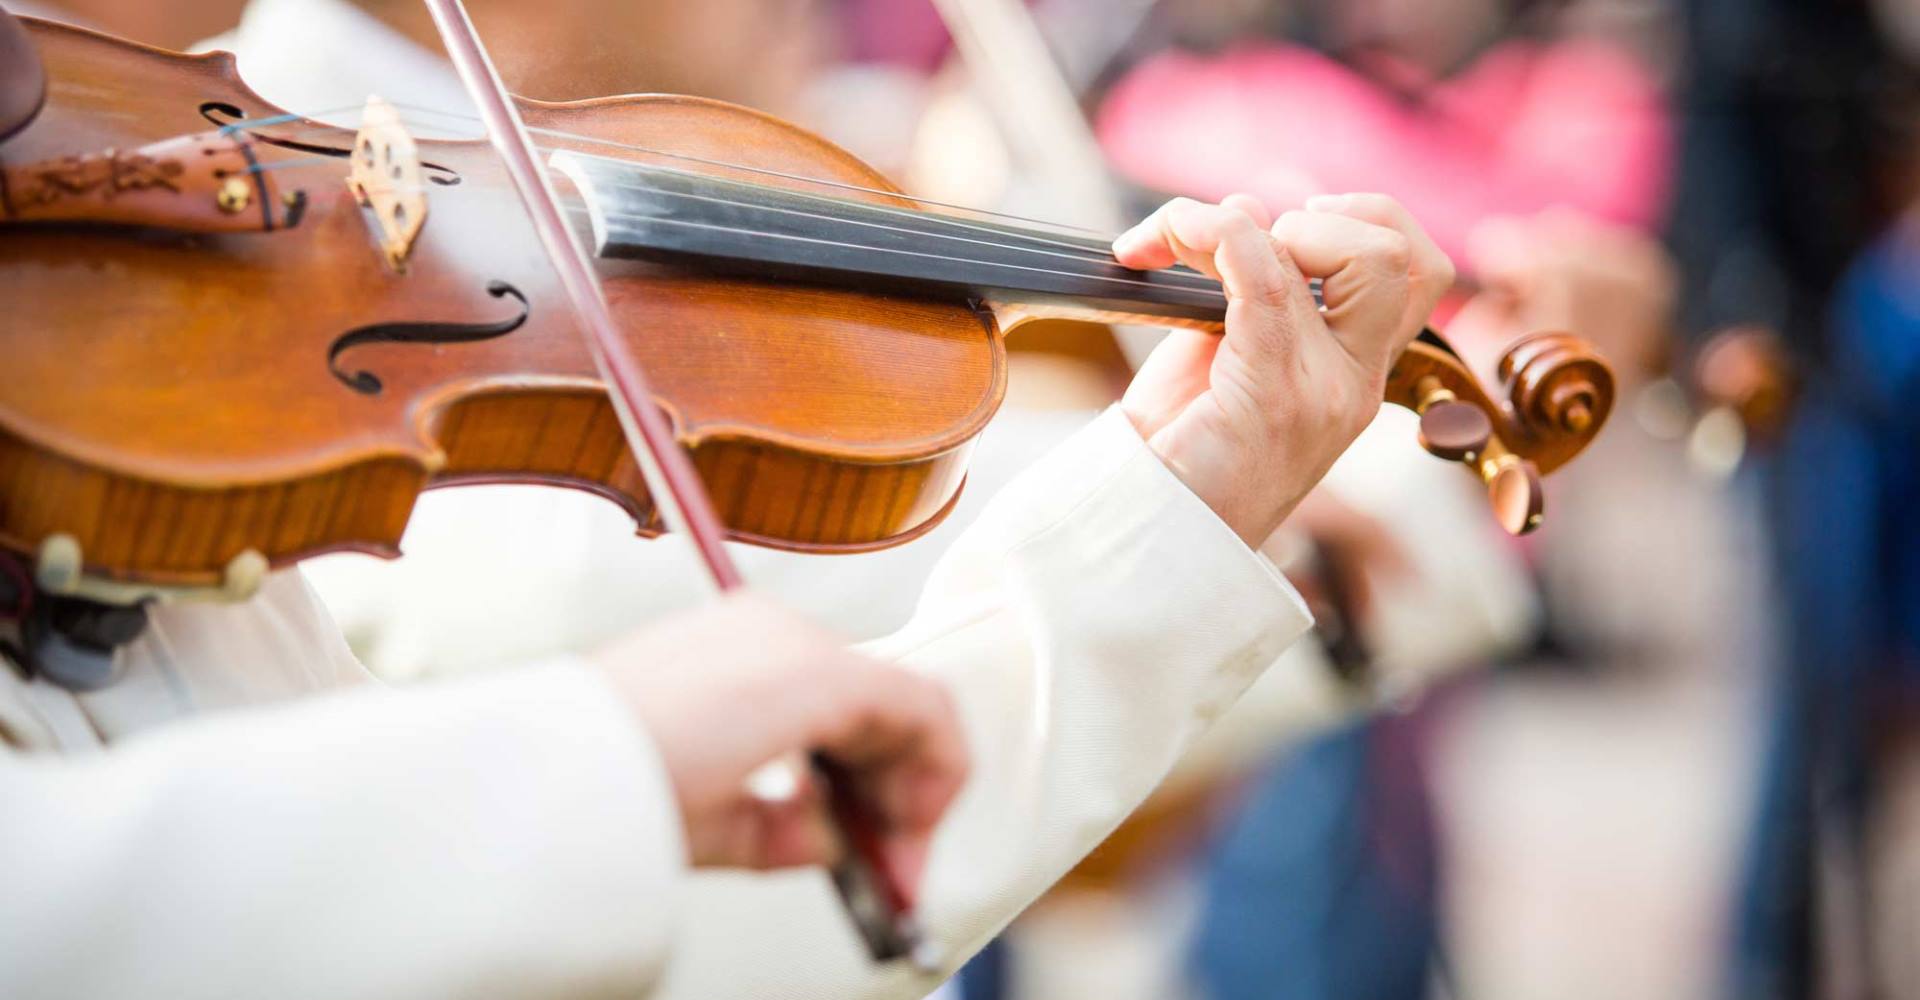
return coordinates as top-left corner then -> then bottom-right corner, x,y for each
1113,193 -> 1453,546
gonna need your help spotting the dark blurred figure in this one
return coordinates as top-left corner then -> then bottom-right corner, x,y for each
1194,713 -> 1443,1000
1669,2 -> 1920,997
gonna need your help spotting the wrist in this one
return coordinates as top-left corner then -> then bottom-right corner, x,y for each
1141,420 -> 1303,549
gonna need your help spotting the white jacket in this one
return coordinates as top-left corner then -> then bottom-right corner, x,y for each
0,408 -> 1312,1000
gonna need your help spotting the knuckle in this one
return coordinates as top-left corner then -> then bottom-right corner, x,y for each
1372,231 -> 1413,272
1191,200 -> 1232,222
1218,208 -> 1258,236
1223,192 -> 1266,220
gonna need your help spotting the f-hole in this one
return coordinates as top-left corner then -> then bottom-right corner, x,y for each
328,281 -> 530,395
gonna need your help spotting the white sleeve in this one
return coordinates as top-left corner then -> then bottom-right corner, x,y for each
653,406 -> 1315,1000
0,662 -> 686,1000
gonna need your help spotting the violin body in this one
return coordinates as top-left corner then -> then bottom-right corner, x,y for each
0,19 -> 1612,594
2,20 -> 1005,588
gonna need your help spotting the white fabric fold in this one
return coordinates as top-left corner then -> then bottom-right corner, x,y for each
0,662 -> 685,1000
653,406 -> 1313,1000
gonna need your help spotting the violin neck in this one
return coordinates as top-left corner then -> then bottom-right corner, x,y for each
552,151 -> 1230,330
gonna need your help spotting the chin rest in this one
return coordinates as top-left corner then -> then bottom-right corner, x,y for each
0,4 -> 47,144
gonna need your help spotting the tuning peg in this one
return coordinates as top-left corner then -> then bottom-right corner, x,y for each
1418,400 -> 1494,462
1484,456 -> 1545,536
1410,373 -> 1495,462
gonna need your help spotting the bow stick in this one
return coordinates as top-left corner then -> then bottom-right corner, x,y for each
421,0 -> 929,966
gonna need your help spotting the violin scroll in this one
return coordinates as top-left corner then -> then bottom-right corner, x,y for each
1496,331 -> 1614,473
1386,328 -> 1614,535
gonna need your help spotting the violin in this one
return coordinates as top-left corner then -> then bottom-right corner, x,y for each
0,6 -> 1615,969
0,15 -> 1610,605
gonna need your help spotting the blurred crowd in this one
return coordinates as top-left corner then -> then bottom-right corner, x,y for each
32,0 -> 1917,996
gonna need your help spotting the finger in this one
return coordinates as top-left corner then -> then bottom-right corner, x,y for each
1112,197 -> 1196,271
1270,209 -> 1414,362
750,793 -> 840,870
1114,199 -> 1298,306
1170,201 -> 1299,307
1221,192 -> 1273,229
1305,193 -> 1455,313
884,834 -> 933,902
1113,197 -> 1238,277
812,663 -> 969,840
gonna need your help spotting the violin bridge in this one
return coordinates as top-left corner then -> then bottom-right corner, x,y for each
347,96 -> 428,271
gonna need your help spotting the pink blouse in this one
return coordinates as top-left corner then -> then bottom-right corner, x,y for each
1096,38 -> 1673,259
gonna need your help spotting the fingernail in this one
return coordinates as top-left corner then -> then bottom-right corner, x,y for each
1305,194 -> 1347,212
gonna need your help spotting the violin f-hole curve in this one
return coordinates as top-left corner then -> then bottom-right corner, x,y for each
327,280 -> 530,395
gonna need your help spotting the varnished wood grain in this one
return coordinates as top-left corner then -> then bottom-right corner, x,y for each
0,20 -> 1001,586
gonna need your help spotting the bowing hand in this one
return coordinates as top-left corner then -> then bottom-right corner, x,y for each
596,592 -> 968,881
1113,193 -> 1452,547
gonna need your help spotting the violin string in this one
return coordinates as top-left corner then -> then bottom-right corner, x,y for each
556,200 -> 1214,301
210,108 -> 1222,301
222,153 -> 1220,300
227,143 -> 1141,280
243,154 -> 356,174
377,100 -> 1118,241
216,107 -> 365,133
216,139 -> 1113,271
560,154 -> 1134,266
215,102 -> 1122,249
578,172 -> 1223,292
573,210 -> 1230,302
216,106 -> 1136,261
526,133 -> 1121,243
525,150 -> 1220,296
219,106 -> 482,142
221,123 -> 1190,282
577,172 -> 1173,277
